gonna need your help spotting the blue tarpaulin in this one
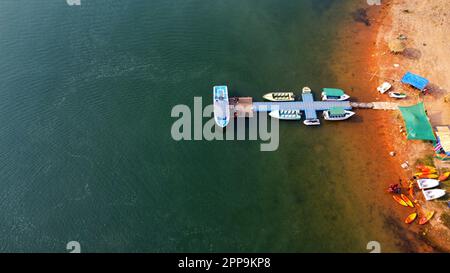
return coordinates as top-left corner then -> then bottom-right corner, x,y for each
401,72 -> 429,91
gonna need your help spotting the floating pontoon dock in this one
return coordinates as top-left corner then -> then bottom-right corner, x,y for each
215,85 -> 398,127
252,92 -> 351,120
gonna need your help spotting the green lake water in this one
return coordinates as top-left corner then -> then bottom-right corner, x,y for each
0,0 -> 406,252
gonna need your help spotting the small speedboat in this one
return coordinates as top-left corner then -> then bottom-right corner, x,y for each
263,92 -> 295,102
303,119 -> 321,126
422,189 -> 446,201
323,107 -> 355,121
321,88 -> 350,101
269,110 -> 301,120
417,179 -> 439,189
377,82 -> 392,94
388,92 -> 407,99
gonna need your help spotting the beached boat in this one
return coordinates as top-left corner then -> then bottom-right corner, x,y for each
439,171 -> 450,182
417,173 -> 438,179
419,211 -> 435,225
393,195 -> 408,207
323,107 -> 355,121
269,110 -> 301,120
263,92 -> 295,102
303,119 -> 321,126
213,85 -> 230,128
422,189 -> 446,201
388,92 -> 407,99
377,82 -> 392,94
401,194 -> 414,208
414,169 -> 437,176
416,165 -> 436,172
417,179 -> 440,190
404,213 -> 417,224
321,88 -> 350,101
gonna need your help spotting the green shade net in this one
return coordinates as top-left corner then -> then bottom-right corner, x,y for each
398,102 -> 436,141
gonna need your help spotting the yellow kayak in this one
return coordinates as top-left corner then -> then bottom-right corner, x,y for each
393,195 -> 408,207
405,213 -> 417,224
414,170 -> 437,176
439,172 -> 450,182
419,211 -> 435,225
401,194 -> 414,208
416,173 -> 439,179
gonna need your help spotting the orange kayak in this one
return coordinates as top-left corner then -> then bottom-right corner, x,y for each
405,213 -> 417,224
439,172 -> 450,182
408,187 -> 414,198
416,165 -> 436,172
401,194 -> 414,208
393,195 -> 408,207
419,211 -> 435,225
414,170 -> 437,176
417,173 -> 438,179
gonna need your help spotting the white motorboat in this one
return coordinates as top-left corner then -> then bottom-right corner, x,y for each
213,85 -> 230,128
323,107 -> 355,121
388,92 -> 407,99
377,82 -> 392,94
422,189 -> 446,201
263,92 -> 295,102
303,119 -> 321,126
302,86 -> 312,94
417,179 -> 440,190
269,110 -> 301,120
321,88 -> 350,101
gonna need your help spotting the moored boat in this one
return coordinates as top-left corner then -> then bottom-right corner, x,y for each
388,92 -> 407,99
213,85 -> 230,128
303,119 -> 321,126
417,179 -> 440,189
422,189 -> 446,201
323,107 -> 355,121
321,88 -> 350,101
269,110 -> 301,120
263,92 -> 295,102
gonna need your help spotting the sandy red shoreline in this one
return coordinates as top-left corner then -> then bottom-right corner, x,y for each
330,0 -> 450,252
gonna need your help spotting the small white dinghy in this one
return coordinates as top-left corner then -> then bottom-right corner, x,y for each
388,92 -> 407,99
417,179 -> 440,190
303,119 -> 320,126
422,189 -> 446,201
377,82 -> 392,94
269,110 -> 301,120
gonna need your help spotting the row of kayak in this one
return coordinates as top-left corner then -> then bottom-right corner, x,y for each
404,211 -> 435,225
392,194 -> 436,225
